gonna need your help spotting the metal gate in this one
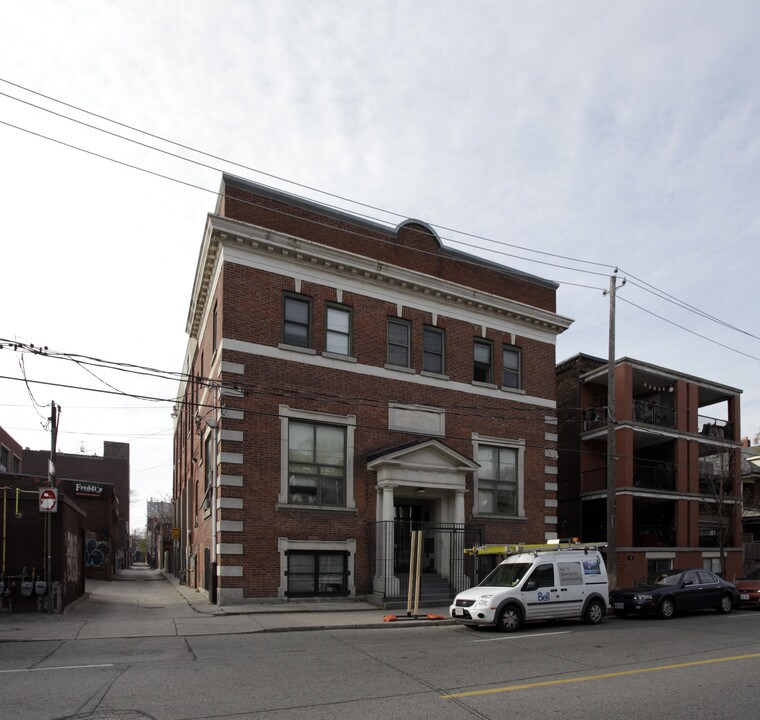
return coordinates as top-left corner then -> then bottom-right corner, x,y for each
371,521 -> 483,605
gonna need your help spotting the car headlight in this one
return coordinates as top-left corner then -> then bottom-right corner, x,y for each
475,595 -> 493,607
633,594 -> 653,601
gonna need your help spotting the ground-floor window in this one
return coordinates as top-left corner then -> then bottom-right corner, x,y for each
647,557 -> 672,575
286,550 -> 349,597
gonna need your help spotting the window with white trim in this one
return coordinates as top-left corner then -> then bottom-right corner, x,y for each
502,346 -> 521,389
473,339 -> 492,383
326,305 -> 352,355
423,326 -> 445,374
286,550 -> 349,597
280,406 -> 356,510
387,318 -> 410,367
204,433 -> 214,511
283,294 -> 311,348
473,439 -> 524,517
288,421 -> 346,506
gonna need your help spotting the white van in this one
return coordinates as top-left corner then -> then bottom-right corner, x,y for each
449,544 -> 609,632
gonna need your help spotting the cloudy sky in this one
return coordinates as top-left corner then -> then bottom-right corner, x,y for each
2,2 -> 759,531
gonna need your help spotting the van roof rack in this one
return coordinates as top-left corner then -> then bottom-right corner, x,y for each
464,540 -> 607,556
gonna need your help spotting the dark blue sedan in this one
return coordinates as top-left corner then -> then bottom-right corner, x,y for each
610,569 -> 739,619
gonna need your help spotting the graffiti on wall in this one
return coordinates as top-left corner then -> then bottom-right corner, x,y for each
84,536 -> 110,569
65,530 -> 81,585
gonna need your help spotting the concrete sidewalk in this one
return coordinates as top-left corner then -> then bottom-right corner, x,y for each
0,565 -> 454,641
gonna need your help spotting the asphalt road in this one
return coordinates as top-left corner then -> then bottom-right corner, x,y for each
2,571 -> 760,719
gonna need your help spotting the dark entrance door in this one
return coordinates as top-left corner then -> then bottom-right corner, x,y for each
395,500 -> 436,573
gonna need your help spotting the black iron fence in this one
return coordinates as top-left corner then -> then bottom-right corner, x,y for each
370,521 -> 483,604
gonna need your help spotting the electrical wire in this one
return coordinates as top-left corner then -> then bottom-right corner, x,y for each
0,78 -> 615,271
618,296 -> 760,364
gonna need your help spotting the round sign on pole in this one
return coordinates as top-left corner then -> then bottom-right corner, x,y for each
39,488 -> 58,513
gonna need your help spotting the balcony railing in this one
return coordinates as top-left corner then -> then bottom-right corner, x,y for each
698,416 -> 733,441
633,523 -> 675,547
633,400 -> 676,428
582,467 -> 607,493
699,528 -> 735,548
582,465 -> 676,492
633,464 -> 676,491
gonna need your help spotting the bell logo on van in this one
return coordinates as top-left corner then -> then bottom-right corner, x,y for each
537,591 -> 551,602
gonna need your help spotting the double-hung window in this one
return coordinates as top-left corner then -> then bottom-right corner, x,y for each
288,421 -> 346,506
502,346 -> 521,389
283,295 -> 311,348
387,318 -> 411,368
423,327 -> 445,374
473,339 -> 493,383
477,445 -> 518,515
326,305 -> 352,356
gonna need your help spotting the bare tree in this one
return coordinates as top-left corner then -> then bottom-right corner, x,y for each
699,448 -> 739,576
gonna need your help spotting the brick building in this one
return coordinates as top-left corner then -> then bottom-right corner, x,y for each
173,174 -> 572,606
1,426 -> 23,474
23,441 -> 130,568
556,354 -> 743,587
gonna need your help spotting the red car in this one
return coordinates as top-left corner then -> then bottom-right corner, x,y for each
735,568 -> 760,607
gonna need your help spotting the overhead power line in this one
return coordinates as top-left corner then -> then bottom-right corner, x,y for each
1,77 -> 759,352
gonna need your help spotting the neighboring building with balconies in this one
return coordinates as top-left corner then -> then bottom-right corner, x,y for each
557,353 -> 743,587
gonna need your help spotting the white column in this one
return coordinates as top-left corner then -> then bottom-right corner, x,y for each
382,485 -> 395,522
454,490 -> 466,525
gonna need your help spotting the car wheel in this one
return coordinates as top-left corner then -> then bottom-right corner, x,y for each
717,593 -> 734,614
584,598 -> 606,625
658,597 -> 676,619
614,609 -> 627,619
496,605 -> 523,633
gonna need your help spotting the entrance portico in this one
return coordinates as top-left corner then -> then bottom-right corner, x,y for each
367,439 -> 479,599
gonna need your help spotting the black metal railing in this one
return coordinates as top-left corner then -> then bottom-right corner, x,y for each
698,416 -> 733,441
633,400 -> 676,428
633,464 -> 676,491
370,521 -> 483,603
633,523 -> 676,547
699,528 -> 735,548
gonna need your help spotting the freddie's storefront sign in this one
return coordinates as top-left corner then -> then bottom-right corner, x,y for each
73,482 -> 105,499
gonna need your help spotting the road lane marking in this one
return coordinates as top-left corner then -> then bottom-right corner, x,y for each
473,631 -> 571,643
0,664 -> 114,674
441,651 -> 760,698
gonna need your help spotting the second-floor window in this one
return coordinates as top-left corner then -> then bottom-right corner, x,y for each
387,318 -> 411,368
473,339 -> 493,383
326,305 -> 352,355
284,295 -> 311,348
503,346 -> 521,389
423,327 -> 444,374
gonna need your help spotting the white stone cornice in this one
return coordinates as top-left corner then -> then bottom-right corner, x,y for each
187,213 -> 573,341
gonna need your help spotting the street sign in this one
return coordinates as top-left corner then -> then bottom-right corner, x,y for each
39,487 -> 58,513
172,527 -> 180,540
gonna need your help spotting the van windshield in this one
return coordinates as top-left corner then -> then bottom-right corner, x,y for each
480,563 -> 531,588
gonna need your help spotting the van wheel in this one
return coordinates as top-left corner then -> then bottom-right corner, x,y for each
584,598 -> 606,625
496,605 -> 523,633
658,597 -> 676,619
717,593 -> 734,614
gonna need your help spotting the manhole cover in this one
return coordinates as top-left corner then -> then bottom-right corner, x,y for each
120,648 -> 165,656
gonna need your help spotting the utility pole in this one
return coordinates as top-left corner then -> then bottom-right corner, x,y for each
604,271 -> 625,591
47,401 -> 60,613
